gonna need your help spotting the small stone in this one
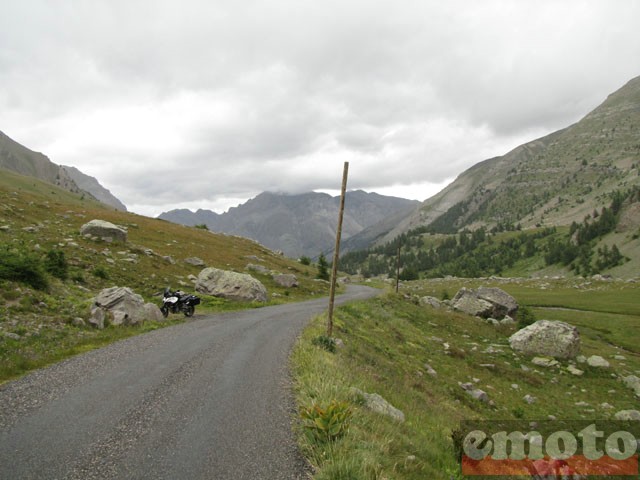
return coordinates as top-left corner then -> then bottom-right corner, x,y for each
523,394 -> 536,404
614,410 -> 640,421
587,355 -> 610,368
567,365 -> 584,376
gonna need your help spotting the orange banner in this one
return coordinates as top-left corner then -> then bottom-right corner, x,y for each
462,454 -> 639,476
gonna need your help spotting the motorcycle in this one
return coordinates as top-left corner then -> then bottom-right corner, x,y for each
161,287 -> 201,318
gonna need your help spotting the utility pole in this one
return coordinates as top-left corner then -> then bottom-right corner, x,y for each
395,242 -> 401,294
327,161 -> 349,338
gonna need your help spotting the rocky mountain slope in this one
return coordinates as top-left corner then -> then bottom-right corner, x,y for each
159,191 -> 419,258
351,75 -> 640,248
0,130 -> 126,211
61,165 -> 127,211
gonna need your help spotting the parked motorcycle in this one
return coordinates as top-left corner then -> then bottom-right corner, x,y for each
161,287 -> 201,317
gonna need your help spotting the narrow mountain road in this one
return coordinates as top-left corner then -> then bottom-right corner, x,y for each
0,285 -> 378,480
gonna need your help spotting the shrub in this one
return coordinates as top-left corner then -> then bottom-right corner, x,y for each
517,304 -> 536,328
194,223 -> 209,230
45,249 -> 68,280
300,400 -> 352,444
92,266 -> 109,279
312,335 -> 336,353
0,246 -> 49,290
316,253 -> 330,281
299,256 -> 311,266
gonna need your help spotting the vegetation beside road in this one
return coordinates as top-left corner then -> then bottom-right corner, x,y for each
292,277 -> 640,479
0,169 -> 331,383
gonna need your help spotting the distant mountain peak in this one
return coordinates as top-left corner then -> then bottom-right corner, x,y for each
159,190 -> 420,258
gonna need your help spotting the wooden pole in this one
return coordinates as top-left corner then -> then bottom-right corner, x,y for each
327,161 -> 349,338
395,243 -> 401,293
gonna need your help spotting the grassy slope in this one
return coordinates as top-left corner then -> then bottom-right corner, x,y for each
0,168 -> 331,382
292,278 -> 640,479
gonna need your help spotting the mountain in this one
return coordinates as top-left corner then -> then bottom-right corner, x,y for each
0,129 -> 126,211
61,165 -> 127,211
159,191 -> 420,258
351,75 -> 640,247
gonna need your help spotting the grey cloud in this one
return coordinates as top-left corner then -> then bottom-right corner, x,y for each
1,0 -> 639,216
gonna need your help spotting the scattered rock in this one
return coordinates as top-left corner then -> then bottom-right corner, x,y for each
184,257 -> 206,267
246,263 -> 270,274
614,410 -> 640,421
195,267 -> 268,302
500,315 -> 516,326
423,363 -> 437,377
272,273 -> 298,288
419,296 -> 442,309
350,388 -> 405,422
3,332 -> 22,341
80,219 -> 127,243
509,320 -> 580,359
523,394 -> 537,404
71,317 -> 86,327
622,375 -> 640,396
567,365 -> 584,376
532,357 -> 559,368
586,355 -> 610,368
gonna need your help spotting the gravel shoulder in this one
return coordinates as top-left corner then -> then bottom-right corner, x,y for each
0,285 -> 378,479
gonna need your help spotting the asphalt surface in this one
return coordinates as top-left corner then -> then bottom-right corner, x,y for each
0,285 -> 378,480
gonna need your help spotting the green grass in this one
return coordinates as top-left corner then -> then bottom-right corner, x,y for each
291,279 -> 640,479
0,168 -> 332,383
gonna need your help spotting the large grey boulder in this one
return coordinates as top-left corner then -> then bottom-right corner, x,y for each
196,267 -> 268,302
452,287 -> 518,319
90,286 -> 162,327
80,219 -> 127,243
509,320 -> 580,359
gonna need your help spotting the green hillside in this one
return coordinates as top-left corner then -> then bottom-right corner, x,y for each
340,76 -> 640,280
0,168 -> 328,382
293,277 -> 640,479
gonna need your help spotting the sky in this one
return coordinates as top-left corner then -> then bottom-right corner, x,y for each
1,0 -> 639,217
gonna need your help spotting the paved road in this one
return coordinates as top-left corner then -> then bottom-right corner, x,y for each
0,285 -> 378,479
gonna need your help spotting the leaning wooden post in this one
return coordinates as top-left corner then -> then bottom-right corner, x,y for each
327,161 -> 349,338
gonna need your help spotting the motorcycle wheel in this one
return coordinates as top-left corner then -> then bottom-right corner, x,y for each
161,306 -> 169,318
183,305 -> 195,317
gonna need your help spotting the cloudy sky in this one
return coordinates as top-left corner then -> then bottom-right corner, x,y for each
1,0 -> 639,217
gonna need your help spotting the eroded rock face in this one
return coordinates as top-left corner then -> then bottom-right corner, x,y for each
80,220 -> 127,243
509,320 -> 581,359
195,267 -> 268,302
451,287 -> 518,319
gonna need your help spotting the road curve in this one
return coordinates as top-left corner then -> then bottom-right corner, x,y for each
0,285 -> 378,480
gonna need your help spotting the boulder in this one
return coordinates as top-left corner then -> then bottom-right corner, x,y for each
451,287 -> 518,319
184,257 -> 205,267
614,410 -> 640,421
622,375 -> 640,396
90,286 -> 162,327
196,267 -> 268,302
508,320 -> 580,359
586,355 -> 610,368
272,273 -> 298,288
350,388 -> 405,422
246,263 -> 270,275
451,288 -> 494,317
80,220 -> 127,243
419,296 -> 442,309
